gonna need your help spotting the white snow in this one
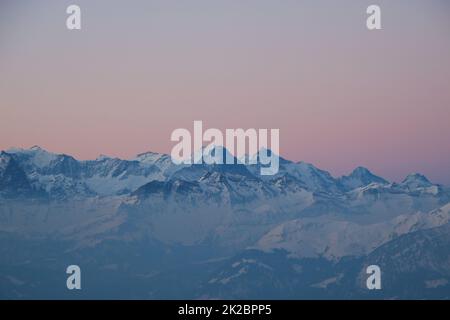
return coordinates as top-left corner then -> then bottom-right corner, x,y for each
254,202 -> 450,261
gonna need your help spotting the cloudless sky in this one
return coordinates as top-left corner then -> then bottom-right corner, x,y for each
1,0 -> 450,183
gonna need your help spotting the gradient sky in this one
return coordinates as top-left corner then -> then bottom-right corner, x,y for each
1,0 -> 450,183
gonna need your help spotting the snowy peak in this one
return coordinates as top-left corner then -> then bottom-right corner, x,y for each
133,151 -> 179,177
248,148 -> 290,166
339,167 -> 388,191
351,166 -> 373,176
401,173 -> 432,189
7,145 -> 59,169
30,145 -> 43,151
282,161 -> 340,193
1,146 -> 448,202
201,145 -> 235,162
96,154 -> 111,161
134,151 -> 166,163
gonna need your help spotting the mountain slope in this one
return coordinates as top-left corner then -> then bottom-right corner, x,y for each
338,167 -> 388,191
0,152 -> 38,198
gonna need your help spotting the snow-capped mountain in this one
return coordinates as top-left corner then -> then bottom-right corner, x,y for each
1,145 -> 450,299
254,202 -> 450,260
247,152 -> 342,194
338,167 -> 388,191
4,146 -> 169,198
1,146 -> 449,242
3,145 -> 446,201
202,219 -> 450,300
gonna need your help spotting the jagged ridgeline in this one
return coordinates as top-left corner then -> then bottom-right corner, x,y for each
1,146 -> 450,299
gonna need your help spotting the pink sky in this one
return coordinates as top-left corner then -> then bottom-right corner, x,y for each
1,0 -> 450,183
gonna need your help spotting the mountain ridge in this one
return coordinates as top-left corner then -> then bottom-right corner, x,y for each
2,146 -> 445,200
1,146 -> 450,299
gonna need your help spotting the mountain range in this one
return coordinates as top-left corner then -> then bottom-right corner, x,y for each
0,146 -> 449,299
